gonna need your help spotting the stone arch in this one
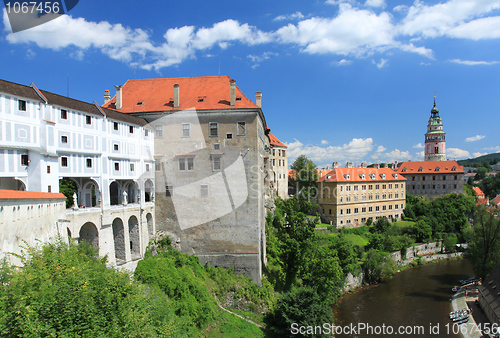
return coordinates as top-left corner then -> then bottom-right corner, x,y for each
144,179 -> 154,202
0,177 -> 26,191
128,215 -> 140,258
125,181 -> 139,204
112,218 -> 126,261
109,181 -> 119,206
146,213 -> 154,239
82,180 -> 100,207
79,222 -> 99,253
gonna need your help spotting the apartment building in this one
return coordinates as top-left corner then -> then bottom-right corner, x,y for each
317,164 -> 406,228
268,132 -> 288,199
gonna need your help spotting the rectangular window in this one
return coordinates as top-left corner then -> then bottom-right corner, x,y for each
362,185 -> 366,190
113,144 -> 119,151
146,164 -> 150,172
369,207 -> 373,212
179,158 -> 186,171
182,123 -> 190,138
47,166 -> 51,174
389,194 -> 393,199
389,184 -> 392,189
395,193 -> 399,199
340,209 -> 343,215
354,185 -> 358,191
369,195 -> 373,201
389,205 -> 393,210
145,129 -> 149,137
61,109 -> 67,119
213,155 -> 221,171
129,125 -> 134,133
61,157 -> 68,167
354,196 -> 359,202
214,143 -> 221,150
226,133 -> 233,139
114,162 -> 119,171
375,184 -> 380,189
383,205 -> 387,211
354,208 -> 359,213
282,150 -> 286,157
383,194 -> 387,199
200,184 -> 209,197
21,154 -> 29,166
376,195 -> 380,200
237,121 -> 246,136
362,196 -> 366,201
85,115 -> 91,125
187,157 -> 194,171
209,122 -> 218,137
86,158 -> 92,168
395,204 -> 399,209
362,207 -> 366,213
395,184 -> 399,189
61,135 -> 68,143
155,126 -> 163,138
18,100 -> 26,111
114,122 -> 119,131
155,159 -> 161,171
179,157 -> 195,172
382,184 -> 387,189
130,163 -> 135,172
165,185 -> 173,197
376,206 -> 380,211
368,185 -> 373,190
48,185 -> 51,193
346,209 -> 351,214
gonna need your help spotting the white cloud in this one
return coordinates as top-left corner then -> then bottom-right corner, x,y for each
365,0 -> 385,8
465,135 -> 486,142
286,138 -> 373,164
321,140 -> 329,145
399,43 -> 434,58
473,152 -> 488,157
376,145 -> 387,153
331,59 -> 352,66
247,51 -> 278,67
413,143 -> 424,149
399,0 -> 500,39
415,151 -> 425,159
274,12 -> 305,21
276,5 -> 396,57
447,148 -> 470,159
450,59 -> 499,65
373,58 -> 388,68
484,146 -> 500,152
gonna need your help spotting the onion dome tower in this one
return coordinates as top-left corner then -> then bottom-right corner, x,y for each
424,97 -> 446,161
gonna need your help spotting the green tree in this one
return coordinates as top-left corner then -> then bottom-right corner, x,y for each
443,234 -> 458,253
475,167 -> 488,181
290,155 -> 319,199
266,197 -> 317,291
268,286 -> 333,337
468,206 -> 500,279
59,177 -> 78,208
408,220 -> 432,243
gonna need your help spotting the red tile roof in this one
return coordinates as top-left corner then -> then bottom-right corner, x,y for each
492,195 -> 500,206
269,132 -> 287,148
473,187 -> 485,197
395,161 -> 465,174
0,190 -> 66,200
102,76 -> 260,113
317,167 -> 406,183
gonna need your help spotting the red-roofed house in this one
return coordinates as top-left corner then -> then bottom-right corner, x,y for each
473,187 -> 485,199
492,195 -> 500,208
268,132 -> 288,199
317,165 -> 407,227
103,76 -> 269,284
395,160 -> 464,199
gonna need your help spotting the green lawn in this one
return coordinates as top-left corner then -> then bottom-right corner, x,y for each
392,220 -> 415,228
344,234 -> 369,247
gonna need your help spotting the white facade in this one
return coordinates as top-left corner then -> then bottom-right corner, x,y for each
0,79 -> 155,267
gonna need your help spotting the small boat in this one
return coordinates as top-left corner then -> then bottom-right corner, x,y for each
449,309 -> 468,320
452,286 -> 459,292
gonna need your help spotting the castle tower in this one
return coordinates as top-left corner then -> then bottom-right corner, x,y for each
424,97 -> 446,161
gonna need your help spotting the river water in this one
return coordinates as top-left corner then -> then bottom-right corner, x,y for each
333,259 -> 474,338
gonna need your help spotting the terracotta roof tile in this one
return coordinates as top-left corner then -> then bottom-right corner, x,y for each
473,187 -> 485,196
0,190 -> 66,200
317,167 -> 406,183
269,132 -> 287,148
0,79 -> 43,102
492,195 -> 500,206
395,161 -> 465,174
102,76 -> 260,113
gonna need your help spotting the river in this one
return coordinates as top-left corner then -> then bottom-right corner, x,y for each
333,259 -> 474,338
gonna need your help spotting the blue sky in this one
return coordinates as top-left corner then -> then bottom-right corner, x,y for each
1,0 -> 499,167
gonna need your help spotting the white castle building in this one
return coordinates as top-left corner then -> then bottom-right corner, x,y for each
0,79 -> 155,268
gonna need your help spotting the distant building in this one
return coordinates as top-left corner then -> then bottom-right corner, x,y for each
395,161 -> 464,199
317,164 -> 406,228
102,76 -> 271,284
424,98 -> 446,161
473,186 -> 487,206
493,162 -> 500,172
268,132 -> 288,199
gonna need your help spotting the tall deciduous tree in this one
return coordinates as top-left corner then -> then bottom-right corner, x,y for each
469,206 -> 500,279
290,155 -> 319,199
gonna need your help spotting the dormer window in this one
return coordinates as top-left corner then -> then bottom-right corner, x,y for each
418,167 -> 423,172
402,167 -> 407,172
236,97 -> 242,101
137,102 -> 143,105
393,173 -> 398,179
360,174 -> 365,179
436,167 -> 440,171
198,96 -> 205,102
345,174 -> 350,180
370,174 -> 375,179
380,174 -> 386,179
452,166 -> 457,171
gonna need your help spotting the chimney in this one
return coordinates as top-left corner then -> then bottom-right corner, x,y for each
104,89 -> 111,104
255,92 -> 262,107
332,162 -> 339,168
114,85 -> 122,110
230,79 -> 236,106
345,162 -> 353,168
173,84 -> 180,109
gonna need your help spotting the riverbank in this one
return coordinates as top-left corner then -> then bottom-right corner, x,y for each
451,285 -> 481,338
